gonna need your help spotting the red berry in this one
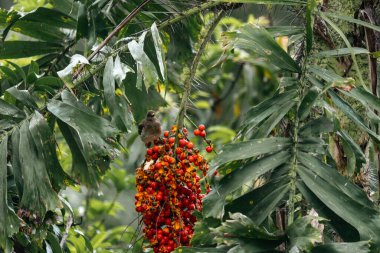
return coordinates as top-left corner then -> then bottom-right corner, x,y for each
193,129 -> 201,136
187,142 -> 194,149
179,139 -> 187,147
198,124 -> 205,131
168,137 -> 175,144
200,130 -> 206,137
176,147 -> 183,154
153,145 -> 160,153
147,148 -> 153,155
155,162 -> 162,170
164,131 -> 169,138
206,146 -> 213,153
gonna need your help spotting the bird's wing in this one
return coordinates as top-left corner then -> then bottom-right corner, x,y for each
138,121 -> 144,135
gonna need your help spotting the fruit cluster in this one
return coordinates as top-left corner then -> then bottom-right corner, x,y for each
135,125 -> 211,253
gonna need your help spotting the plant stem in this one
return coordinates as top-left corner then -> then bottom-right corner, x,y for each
288,43 -> 310,226
176,11 -> 225,138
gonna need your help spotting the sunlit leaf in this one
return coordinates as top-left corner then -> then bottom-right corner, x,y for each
151,22 -> 166,80
127,40 -> 159,91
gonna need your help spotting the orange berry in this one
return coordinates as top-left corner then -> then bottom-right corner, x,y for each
193,129 -> 200,136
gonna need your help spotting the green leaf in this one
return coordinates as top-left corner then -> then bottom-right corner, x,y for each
0,99 -> 25,119
299,117 -> 334,136
311,241 -> 371,253
125,82 -> 167,123
0,66 -> 18,84
266,26 -> 304,36
305,0 -> 316,54
103,56 -> 135,132
204,151 -> 290,218
320,12 -> 365,87
329,91 -> 380,142
6,61 -> 26,84
286,216 -> 323,251
35,76 -> 64,90
0,135 -> 22,253
239,89 -> 297,136
309,66 -> 352,85
225,175 -> 290,225
298,153 -> 373,207
235,24 -> 301,72
19,120 -> 61,216
298,137 -> 327,154
6,87 -> 38,109
337,130 -> 365,173
48,91 -> 118,186
76,2 -> 89,40
45,232 -> 63,253
113,54 -> 133,85
251,99 -> 295,138
315,47 -> 369,57
323,12 -> 380,33
10,127 -> 23,197
27,61 -> 40,84
211,137 -> 292,168
191,218 -> 221,246
19,7 -> 76,29
297,156 -> 380,244
215,213 -> 281,240
0,41 -> 62,59
151,22 -> 166,80
296,181 -> 359,242
298,86 -> 319,120
341,86 -> 380,112
127,39 -> 159,91
11,20 -> 66,42
29,112 -> 70,190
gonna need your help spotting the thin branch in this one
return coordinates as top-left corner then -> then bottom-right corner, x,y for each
60,214 -> 73,248
176,11 -> 225,133
73,0 -> 152,80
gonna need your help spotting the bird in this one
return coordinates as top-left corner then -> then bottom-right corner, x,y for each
138,110 -> 162,147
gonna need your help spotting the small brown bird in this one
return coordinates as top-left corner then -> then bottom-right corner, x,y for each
138,110 -> 161,147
